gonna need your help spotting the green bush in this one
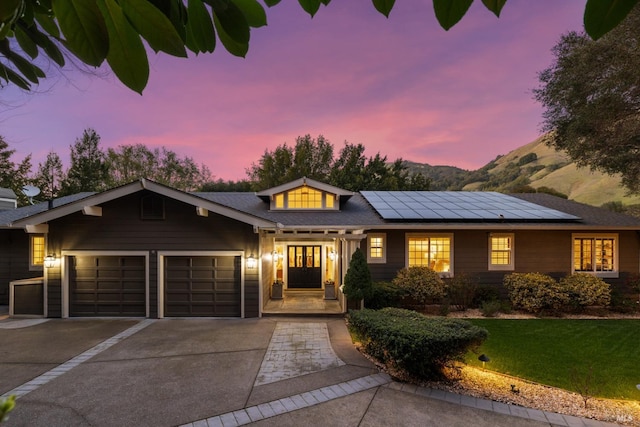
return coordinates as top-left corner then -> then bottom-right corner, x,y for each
348,308 -> 488,380
0,395 -> 15,423
446,273 -> 477,311
343,248 -> 373,303
471,285 -> 501,308
365,281 -> 405,309
392,267 -> 446,305
503,272 -> 569,313
480,300 -> 502,317
560,273 -> 611,310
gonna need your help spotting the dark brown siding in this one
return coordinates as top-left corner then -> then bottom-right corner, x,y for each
45,191 -> 260,318
364,228 -> 640,291
0,230 -> 43,305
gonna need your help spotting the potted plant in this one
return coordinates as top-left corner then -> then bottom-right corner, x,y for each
324,280 -> 336,300
271,279 -> 284,299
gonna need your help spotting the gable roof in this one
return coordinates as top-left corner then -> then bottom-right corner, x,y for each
8,179 -> 276,229
255,177 -> 354,202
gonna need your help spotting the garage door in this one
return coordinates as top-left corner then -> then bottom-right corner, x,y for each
165,256 -> 241,317
69,256 -> 146,317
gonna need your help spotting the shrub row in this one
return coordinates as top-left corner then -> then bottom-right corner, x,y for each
348,307 -> 488,379
504,272 -> 611,313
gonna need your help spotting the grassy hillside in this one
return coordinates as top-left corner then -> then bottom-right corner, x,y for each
406,134 -> 640,208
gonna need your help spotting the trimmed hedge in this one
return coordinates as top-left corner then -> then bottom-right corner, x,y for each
348,308 -> 488,380
392,267 -> 446,304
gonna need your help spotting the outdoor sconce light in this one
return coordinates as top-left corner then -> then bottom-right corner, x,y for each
44,254 -> 56,268
478,354 -> 490,369
271,250 -> 280,262
329,249 -> 336,260
247,253 -> 257,269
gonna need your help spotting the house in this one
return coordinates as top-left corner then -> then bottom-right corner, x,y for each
1,177 -> 639,318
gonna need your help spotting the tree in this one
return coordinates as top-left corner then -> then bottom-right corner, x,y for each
0,135 -> 32,206
107,144 -> 212,191
342,248 -> 373,308
32,151 -> 64,200
534,5 -> 640,193
249,136 -> 430,191
60,128 -> 109,195
0,0 -> 636,94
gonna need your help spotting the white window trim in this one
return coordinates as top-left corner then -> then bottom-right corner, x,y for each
29,235 -> 45,271
571,233 -> 619,278
367,233 -> 387,264
488,233 -> 515,271
405,233 -> 454,278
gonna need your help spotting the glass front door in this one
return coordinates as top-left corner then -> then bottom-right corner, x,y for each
287,245 -> 322,289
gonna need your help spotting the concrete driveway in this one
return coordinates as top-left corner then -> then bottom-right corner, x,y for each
0,316 -> 615,427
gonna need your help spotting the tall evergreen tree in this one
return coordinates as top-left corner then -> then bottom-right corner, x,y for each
60,129 -> 109,195
33,151 -> 65,200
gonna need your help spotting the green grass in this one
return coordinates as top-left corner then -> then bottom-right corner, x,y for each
466,319 -> 640,400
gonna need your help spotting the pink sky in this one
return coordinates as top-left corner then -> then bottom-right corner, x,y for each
0,1 -> 585,181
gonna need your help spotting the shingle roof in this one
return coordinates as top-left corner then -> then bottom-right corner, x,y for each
510,193 -> 640,228
0,193 -> 95,227
193,192 -> 383,228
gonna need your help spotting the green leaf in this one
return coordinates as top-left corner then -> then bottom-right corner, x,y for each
19,22 -> 65,66
584,0 -> 638,40
97,0 -> 149,94
209,0 -> 250,43
433,0 -> 473,31
149,0 -> 188,42
0,43 -> 44,83
298,0 -> 321,17
35,10 -> 61,38
213,12 -> 247,57
481,0 -> 506,17
372,0 -> 395,18
120,0 -> 187,57
186,0 -> 216,53
231,0 -> 266,28
52,0 -> 108,66
14,25 -> 39,59
263,0 -> 280,6
0,63 -> 31,90
0,0 -> 22,22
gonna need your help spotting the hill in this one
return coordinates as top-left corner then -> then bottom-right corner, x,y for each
405,134 -> 640,208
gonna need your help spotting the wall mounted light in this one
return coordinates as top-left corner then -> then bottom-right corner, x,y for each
44,254 -> 56,268
328,249 -> 336,260
247,253 -> 257,269
271,250 -> 280,262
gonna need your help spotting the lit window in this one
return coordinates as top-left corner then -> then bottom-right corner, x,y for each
407,235 -> 452,274
326,194 -> 335,208
573,234 -> 617,277
288,187 -> 322,208
275,194 -> 284,208
489,234 -> 514,270
30,235 -> 45,270
367,233 -> 386,263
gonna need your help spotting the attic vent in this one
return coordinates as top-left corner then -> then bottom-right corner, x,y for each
141,195 -> 165,220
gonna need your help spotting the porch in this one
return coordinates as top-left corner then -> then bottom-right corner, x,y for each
262,290 -> 343,315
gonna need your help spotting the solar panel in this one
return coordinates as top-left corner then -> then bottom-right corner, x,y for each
360,191 -> 581,221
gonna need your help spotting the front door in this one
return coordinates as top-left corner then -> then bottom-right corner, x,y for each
287,245 -> 322,289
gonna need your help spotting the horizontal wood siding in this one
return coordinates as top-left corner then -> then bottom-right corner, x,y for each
0,230 -> 43,305
45,191 -> 260,318
365,229 -> 640,291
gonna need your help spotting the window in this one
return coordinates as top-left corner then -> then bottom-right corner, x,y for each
367,233 -> 386,263
141,195 -> 165,220
407,234 -> 452,274
573,234 -> 618,277
272,186 -> 338,210
489,233 -> 514,271
30,235 -> 45,270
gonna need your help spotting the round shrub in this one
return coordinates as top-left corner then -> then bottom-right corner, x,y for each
560,273 -> 611,309
503,272 -> 569,313
392,267 -> 446,304
365,281 -> 406,309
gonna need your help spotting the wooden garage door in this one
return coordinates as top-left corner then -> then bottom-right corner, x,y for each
165,256 -> 241,317
70,256 -> 146,317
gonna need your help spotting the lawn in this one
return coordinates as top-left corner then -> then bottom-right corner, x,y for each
466,319 -> 640,400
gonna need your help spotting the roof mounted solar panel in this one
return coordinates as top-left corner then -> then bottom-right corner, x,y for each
360,191 -> 581,222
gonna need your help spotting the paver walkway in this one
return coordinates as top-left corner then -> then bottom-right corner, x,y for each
254,322 -> 345,386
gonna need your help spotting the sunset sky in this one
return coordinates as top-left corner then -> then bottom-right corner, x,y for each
1,1 -> 585,181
